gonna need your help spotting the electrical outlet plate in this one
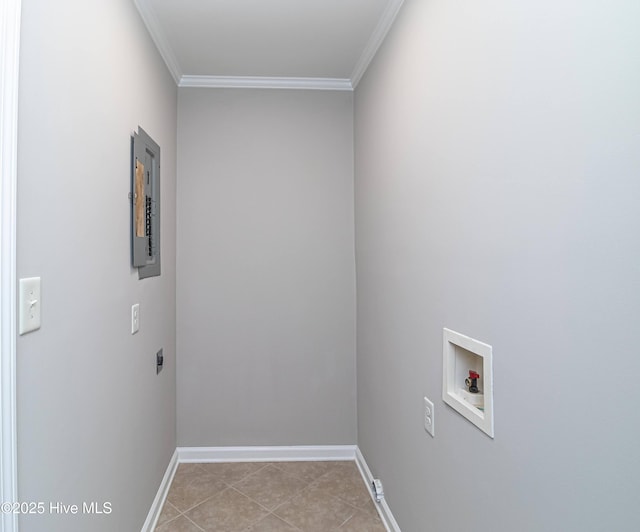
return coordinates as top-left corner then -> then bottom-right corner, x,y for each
424,396 -> 435,437
131,303 -> 140,334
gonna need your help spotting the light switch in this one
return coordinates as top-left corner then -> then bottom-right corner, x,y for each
131,303 -> 140,334
19,277 -> 41,335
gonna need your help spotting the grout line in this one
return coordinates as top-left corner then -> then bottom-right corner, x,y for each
182,513 -> 206,532
272,512 -> 304,531
268,462 -> 311,484
327,489 -> 380,518
165,501 -> 180,513
228,486 -> 275,514
227,462 -> 272,487
156,498 -> 185,528
329,493 -> 366,512
157,500 -> 180,520
242,461 -> 271,482
177,486 -> 232,515
271,460 -> 356,485
229,466 -> 314,513
336,513 -> 356,530
270,483 -> 314,515
224,487 -> 290,531
155,500 -> 184,530
155,514 -> 181,531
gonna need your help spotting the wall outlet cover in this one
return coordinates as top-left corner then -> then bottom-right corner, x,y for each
424,396 -> 435,437
131,303 -> 140,334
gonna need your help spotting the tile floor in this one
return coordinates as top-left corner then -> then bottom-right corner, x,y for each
155,461 -> 386,532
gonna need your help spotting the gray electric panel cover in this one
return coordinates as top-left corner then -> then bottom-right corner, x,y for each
131,127 -> 161,279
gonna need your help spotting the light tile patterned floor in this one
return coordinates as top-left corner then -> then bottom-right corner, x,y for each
155,461 -> 386,532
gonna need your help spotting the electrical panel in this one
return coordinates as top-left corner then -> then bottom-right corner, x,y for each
131,127 -> 160,279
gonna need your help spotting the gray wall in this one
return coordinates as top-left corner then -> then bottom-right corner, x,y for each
355,1 -> 640,531
17,1 -> 177,531
177,89 -> 356,446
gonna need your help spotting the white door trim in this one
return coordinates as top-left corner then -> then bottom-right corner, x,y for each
0,0 -> 21,530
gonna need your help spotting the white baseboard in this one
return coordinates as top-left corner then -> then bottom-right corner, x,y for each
177,445 -> 357,463
355,447 -> 401,532
140,449 -> 178,532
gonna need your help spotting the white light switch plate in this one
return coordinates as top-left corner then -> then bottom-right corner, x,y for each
19,277 -> 41,335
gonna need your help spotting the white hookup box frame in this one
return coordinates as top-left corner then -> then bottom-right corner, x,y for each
442,328 -> 494,438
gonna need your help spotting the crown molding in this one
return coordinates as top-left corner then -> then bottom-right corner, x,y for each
134,0 -> 403,91
179,75 -> 353,91
350,0 -> 404,88
133,0 -> 183,84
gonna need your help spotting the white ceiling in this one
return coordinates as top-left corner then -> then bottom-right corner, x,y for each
133,0 -> 404,90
